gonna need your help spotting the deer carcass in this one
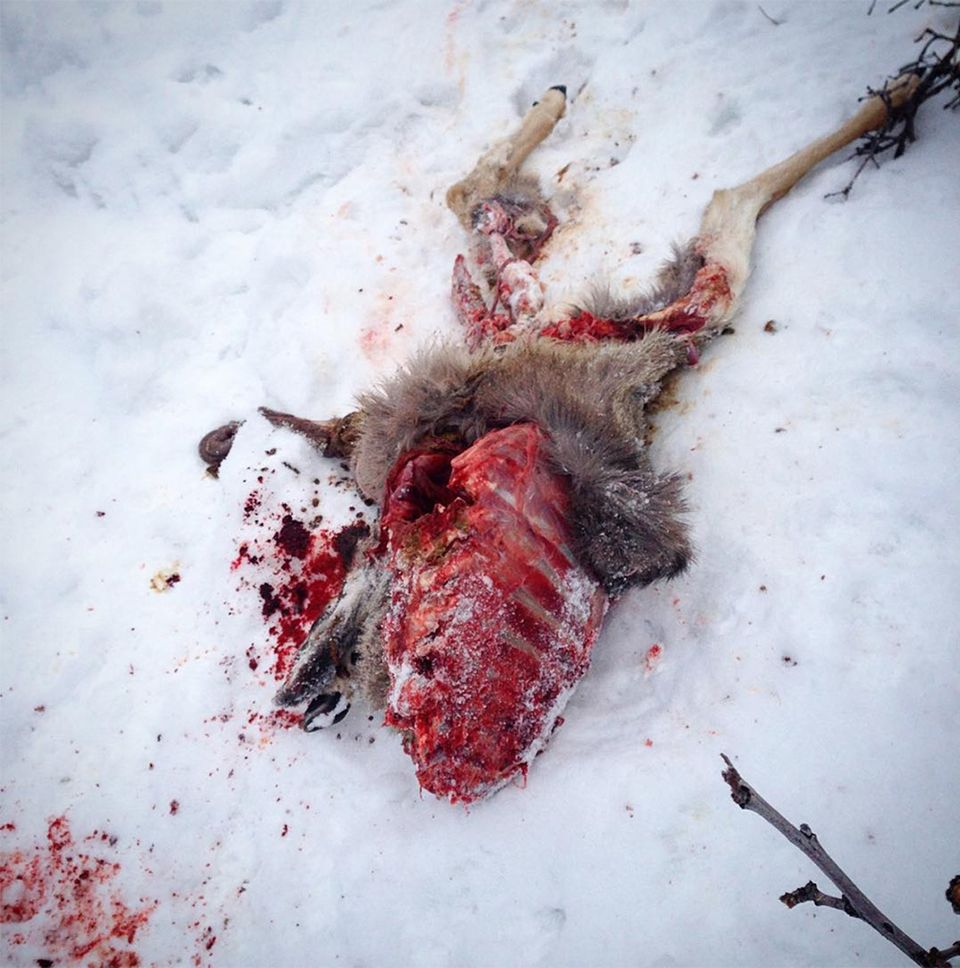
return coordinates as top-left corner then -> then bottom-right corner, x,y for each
200,76 -> 917,804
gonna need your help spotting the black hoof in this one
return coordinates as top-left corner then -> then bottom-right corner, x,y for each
549,84 -> 567,97
303,692 -> 351,731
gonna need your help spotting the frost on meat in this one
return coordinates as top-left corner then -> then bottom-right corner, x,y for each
382,424 -> 608,803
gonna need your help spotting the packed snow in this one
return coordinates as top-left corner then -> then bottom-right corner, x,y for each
2,2 -> 958,966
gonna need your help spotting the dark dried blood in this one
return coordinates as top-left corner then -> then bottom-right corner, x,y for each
0,816 -> 155,964
233,499 -> 369,692
275,515 -> 311,559
382,423 -> 608,803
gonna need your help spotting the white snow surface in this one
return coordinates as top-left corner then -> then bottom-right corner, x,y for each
2,2 -> 959,966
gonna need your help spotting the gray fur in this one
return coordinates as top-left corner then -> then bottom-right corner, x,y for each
350,564 -> 391,708
578,239 -> 704,321
488,171 -> 548,217
352,333 -> 692,595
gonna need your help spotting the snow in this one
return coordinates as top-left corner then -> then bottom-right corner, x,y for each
2,1 -> 958,965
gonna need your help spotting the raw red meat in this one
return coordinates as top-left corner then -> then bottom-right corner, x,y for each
381,423 -> 609,803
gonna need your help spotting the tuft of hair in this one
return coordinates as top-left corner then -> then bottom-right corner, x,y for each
491,170 -> 548,212
348,563 -> 392,707
353,341 -> 495,500
273,552 -> 393,712
575,239 -> 704,321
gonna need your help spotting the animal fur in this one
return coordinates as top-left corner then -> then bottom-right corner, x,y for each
576,240 -> 705,322
353,332 -> 693,593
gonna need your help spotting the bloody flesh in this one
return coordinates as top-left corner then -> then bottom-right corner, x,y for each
381,423 -> 608,803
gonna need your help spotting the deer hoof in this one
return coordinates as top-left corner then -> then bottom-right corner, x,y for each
303,692 -> 351,731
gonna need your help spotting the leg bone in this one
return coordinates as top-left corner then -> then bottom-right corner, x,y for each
694,71 -> 921,330
446,86 -> 566,229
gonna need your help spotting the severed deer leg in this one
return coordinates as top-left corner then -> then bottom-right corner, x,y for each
658,71 -> 921,337
540,73 -> 921,362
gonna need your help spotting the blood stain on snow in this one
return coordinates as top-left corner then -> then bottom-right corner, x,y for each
643,643 -> 663,674
275,515 -> 311,560
228,486 -> 370,734
358,323 -> 393,363
0,816 -> 157,965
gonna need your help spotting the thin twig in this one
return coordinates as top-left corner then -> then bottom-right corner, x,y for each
828,18 -> 960,197
758,5 -> 782,26
720,754 -> 955,967
781,880 -> 857,915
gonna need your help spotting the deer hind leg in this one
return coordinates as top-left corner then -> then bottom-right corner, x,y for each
447,87 -> 567,341
564,73 -> 920,365
690,72 -> 920,334
668,74 -> 918,337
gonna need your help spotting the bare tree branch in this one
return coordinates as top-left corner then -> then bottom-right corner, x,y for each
720,754 -> 958,967
781,880 -> 858,914
829,18 -> 960,197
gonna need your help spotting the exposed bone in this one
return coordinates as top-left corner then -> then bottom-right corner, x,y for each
446,87 -> 567,229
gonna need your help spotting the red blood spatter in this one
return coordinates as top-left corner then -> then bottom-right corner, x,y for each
382,423 -> 609,804
231,501 -> 369,708
243,491 -> 261,518
0,816 -> 156,965
267,523 -> 364,683
644,643 -> 663,673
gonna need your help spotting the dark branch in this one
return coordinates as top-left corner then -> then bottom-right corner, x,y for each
828,19 -> 960,198
757,5 -> 783,26
720,754 -> 956,967
781,880 -> 858,915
